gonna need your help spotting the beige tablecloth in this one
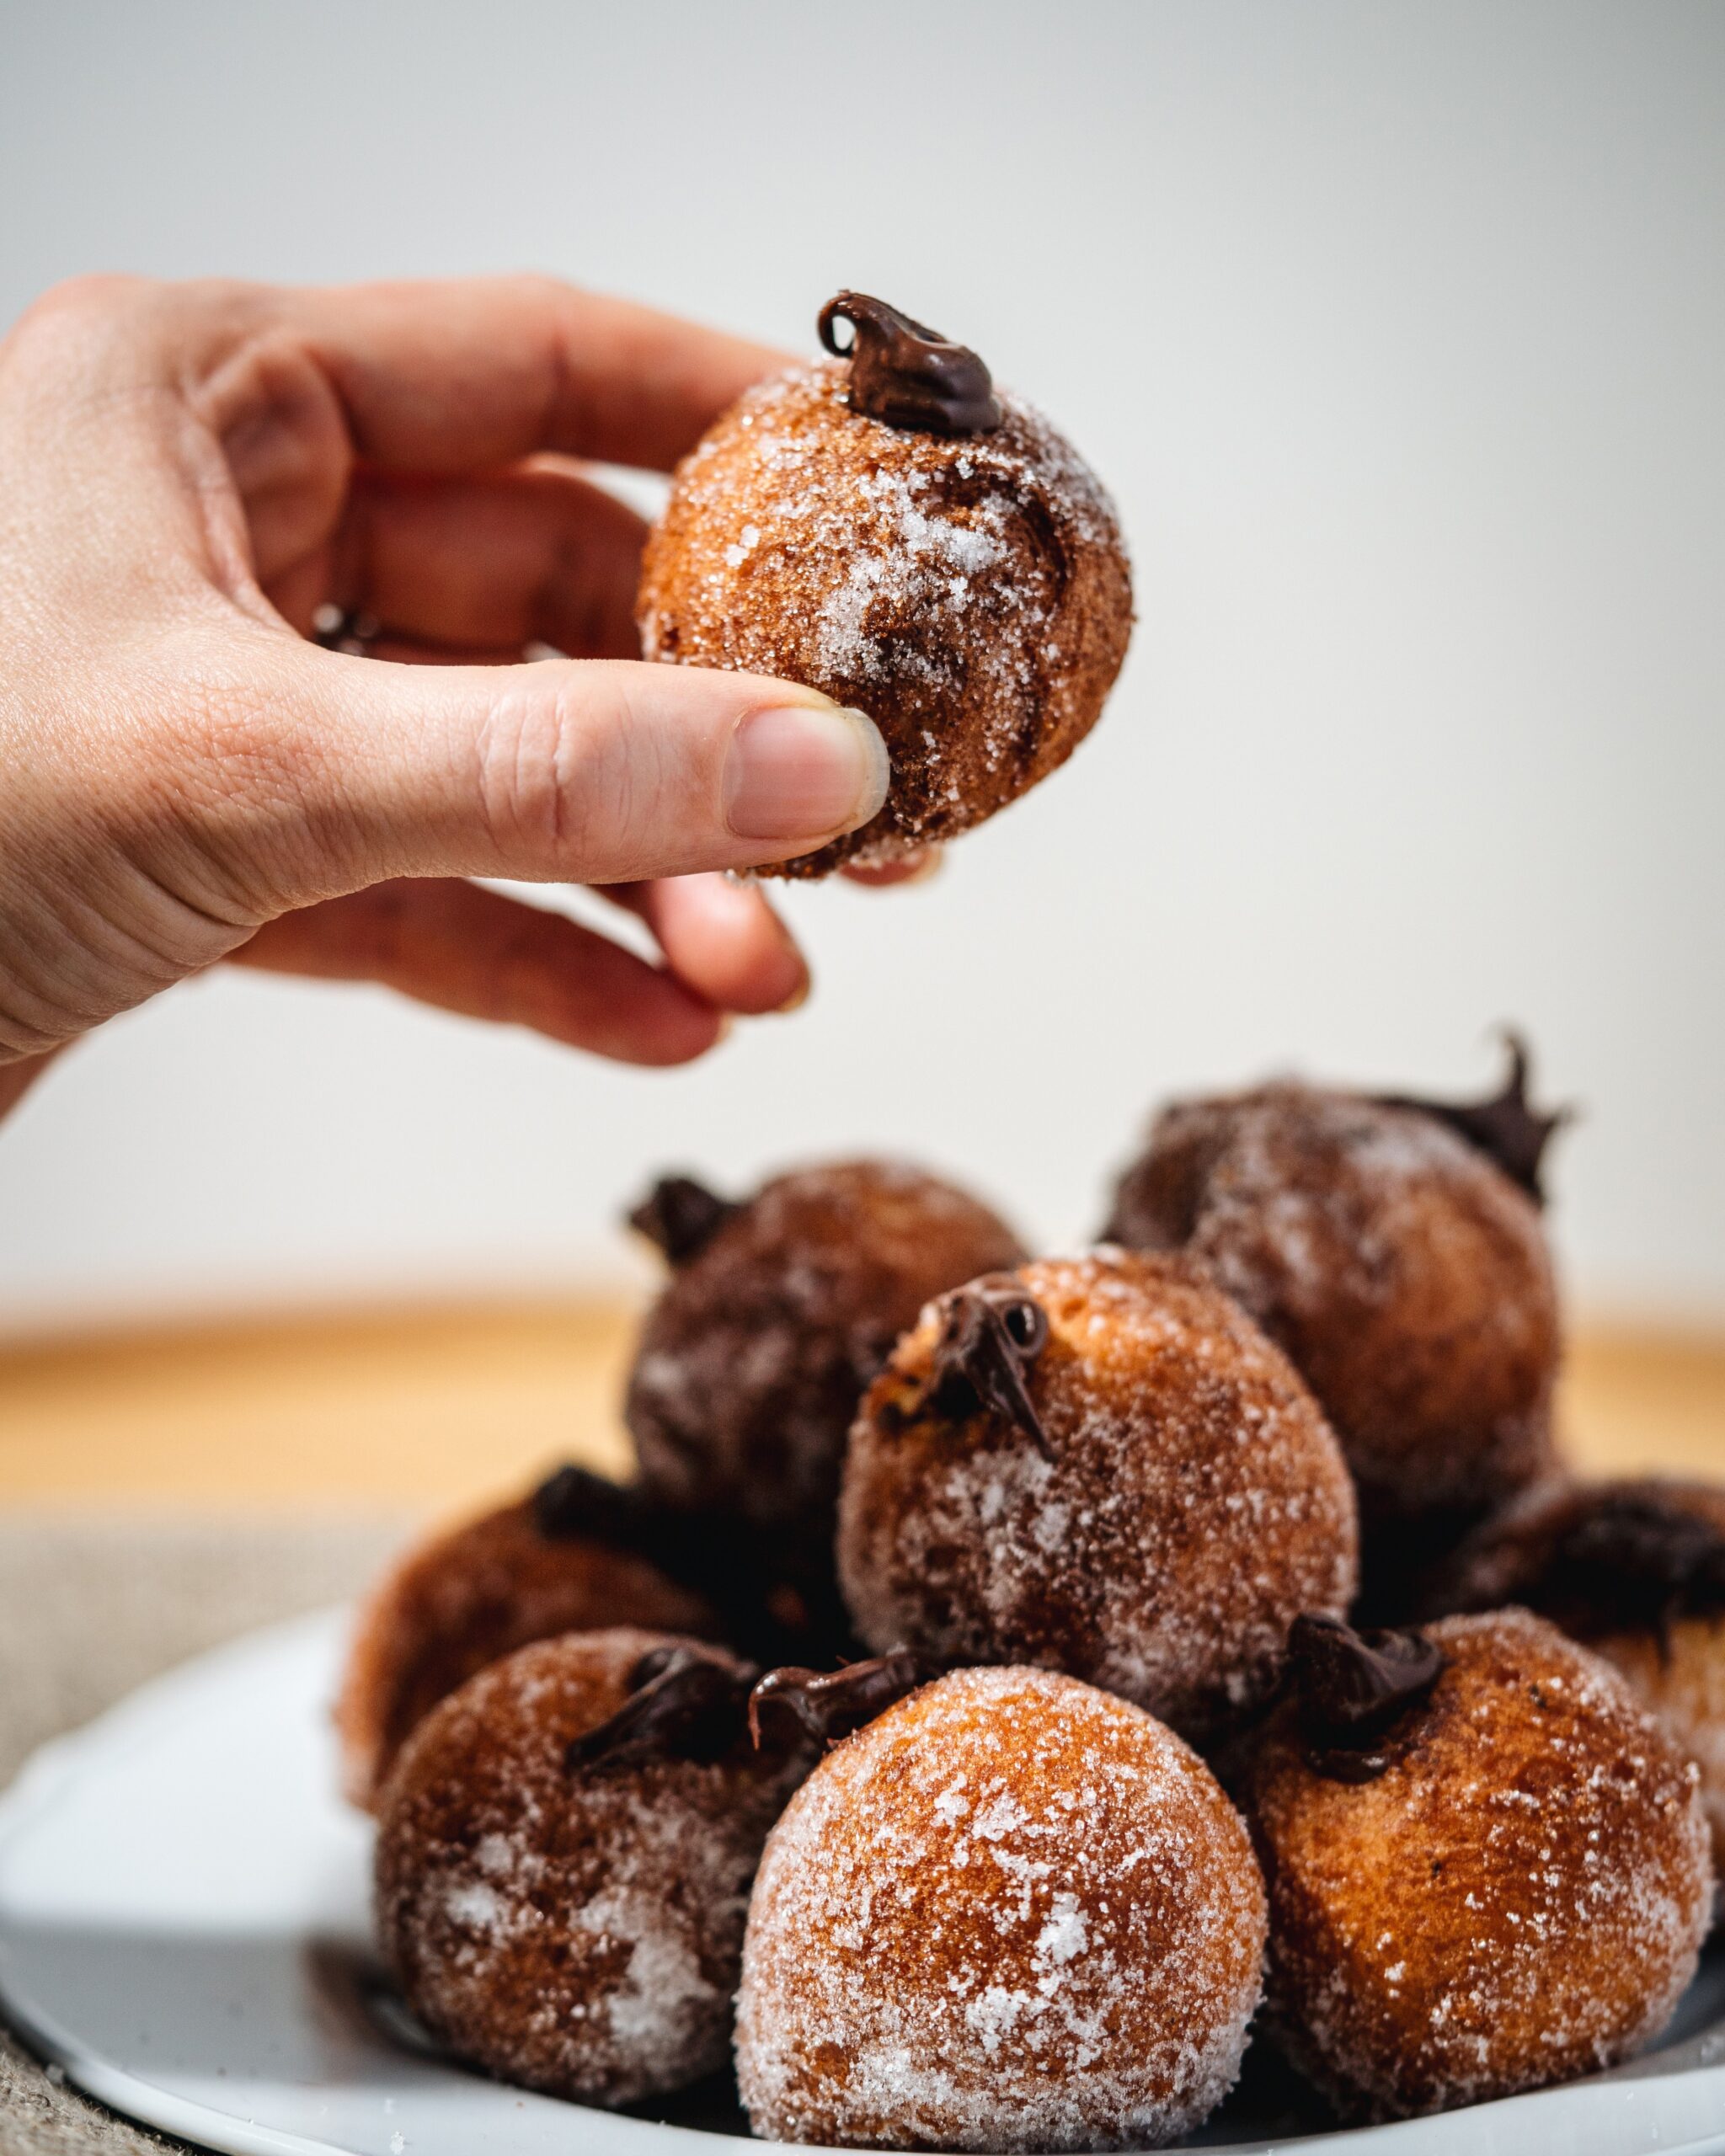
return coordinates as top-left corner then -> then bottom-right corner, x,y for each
0,1516 -> 403,2156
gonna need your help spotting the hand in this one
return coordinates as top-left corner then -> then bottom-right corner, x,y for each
0,274 -> 908,1117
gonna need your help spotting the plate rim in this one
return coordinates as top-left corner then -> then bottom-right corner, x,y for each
3,1610 -> 1725,2156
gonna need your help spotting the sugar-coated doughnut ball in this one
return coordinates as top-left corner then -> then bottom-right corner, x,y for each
374,1629 -> 796,2107
1242,1609 -> 1712,2120
1103,1073 -> 1562,1527
837,1250 -> 1357,1740
735,1664 -> 1267,2151
636,294 -> 1132,877
627,1160 -> 1024,1542
336,1497 -> 713,1810
1434,1476 -> 1725,1874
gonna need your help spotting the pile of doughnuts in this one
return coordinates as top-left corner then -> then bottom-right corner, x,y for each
339,1037 -> 1723,2149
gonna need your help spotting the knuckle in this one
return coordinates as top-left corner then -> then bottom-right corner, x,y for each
4,275 -> 168,366
473,682 -> 579,859
18,272 -> 147,331
473,672 -> 649,871
3,275 -> 146,377
4,274 -> 266,377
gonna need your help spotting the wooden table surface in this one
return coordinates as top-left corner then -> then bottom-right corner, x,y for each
1,1298 -> 1722,1520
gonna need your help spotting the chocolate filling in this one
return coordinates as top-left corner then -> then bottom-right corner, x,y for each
1376,1032 -> 1569,1205
563,1643 -> 758,1772
627,1174 -> 740,1266
1511,1493 -> 1725,1646
818,291 -> 1001,437
928,1278 -> 1053,1458
1290,1612 -> 1446,1783
748,1651 -> 927,1751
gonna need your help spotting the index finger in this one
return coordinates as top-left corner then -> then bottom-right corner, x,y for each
290,275 -> 793,475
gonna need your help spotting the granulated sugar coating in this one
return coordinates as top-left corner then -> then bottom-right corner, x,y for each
1244,1609 -> 1712,2121
628,1159 -> 1024,1540
374,1628 -> 798,2108
837,1249 -> 1358,1739
1593,1618 -> 1725,1880
336,1499 -> 714,1811
1103,1086 -> 1561,1527
636,361 -> 1132,876
734,1665 -> 1267,2151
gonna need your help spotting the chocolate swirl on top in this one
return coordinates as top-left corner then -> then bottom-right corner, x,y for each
1290,1613 -> 1446,1784
563,1643 -> 758,1773
748,1651 -> 927,1751
928,1276 -> 1053,1458
818,292 -> 1001,437
628,1173 -> 740,1266
563,1646 -> 926,1776
1511,1493 -> 1725,1645
1376,1032 -> 1571,1205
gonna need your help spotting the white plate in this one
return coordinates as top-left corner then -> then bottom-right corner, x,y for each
1,1610 -> 1723,2156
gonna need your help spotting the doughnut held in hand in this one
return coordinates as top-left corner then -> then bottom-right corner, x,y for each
837,1249 -> 1359,1739
735,1663 -> 1268,2151
637,292 -> 1133,876
1242,1608 -> 1712,2120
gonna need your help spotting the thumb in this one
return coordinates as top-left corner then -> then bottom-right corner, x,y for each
265,648 -> 889,899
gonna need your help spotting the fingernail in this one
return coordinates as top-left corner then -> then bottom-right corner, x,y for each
773,974 -> 812,1015
724,702 -> 889,841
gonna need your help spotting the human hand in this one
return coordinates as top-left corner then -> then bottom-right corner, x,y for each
0,275 -> 911,1116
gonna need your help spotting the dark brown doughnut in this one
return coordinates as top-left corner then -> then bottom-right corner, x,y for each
626,1158 -> 1024,1556
373,1629 -> 802,2106
1103,1075 -> 1562,1529
336,1496 -> 713,1810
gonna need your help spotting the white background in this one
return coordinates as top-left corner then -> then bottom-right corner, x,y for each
1,0 -> 1721,1328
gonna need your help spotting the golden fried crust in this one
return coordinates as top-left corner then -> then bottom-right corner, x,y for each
836,1250 -> 1358,1740
627,1160 -> 1024,1535
636,363 -> 1132,876
1243,1609 -> 1712,2121
335,1501 -> 713,1810
1594,1623 -> 1725,1877
375,1630 -> 796,2108
1104,1086 -> 1560,1523
735,1666 -> 1267,2151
